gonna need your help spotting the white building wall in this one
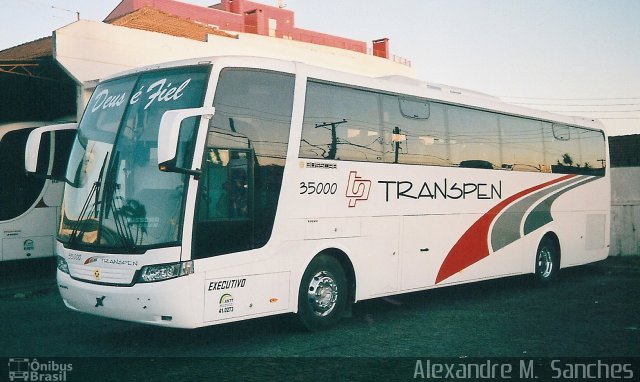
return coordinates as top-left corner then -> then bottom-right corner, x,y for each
53,20 -> 415,85
610,167 -> 640,256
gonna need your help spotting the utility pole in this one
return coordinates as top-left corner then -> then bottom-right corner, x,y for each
315,119 -> 347,160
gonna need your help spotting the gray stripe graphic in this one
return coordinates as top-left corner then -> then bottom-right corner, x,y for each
523,176 -> 598,235
490,176 -> 587,252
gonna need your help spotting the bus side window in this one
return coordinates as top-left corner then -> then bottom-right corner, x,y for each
447,105 -> 500,169
300,81 -> 383,162
499,116 -> 545,172
545,124 -> 606,176
577,129 -> 606,176
381,96 -> 449,166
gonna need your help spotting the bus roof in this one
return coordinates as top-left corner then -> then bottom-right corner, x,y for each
98,55 -> 606,133
0,118 -> 76,142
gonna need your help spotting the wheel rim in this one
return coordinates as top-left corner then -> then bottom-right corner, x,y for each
537,246 -> 554,278
307,270 -> 339,317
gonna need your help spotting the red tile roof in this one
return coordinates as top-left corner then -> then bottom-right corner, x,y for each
109,6 -> 237,41
0,37 -> 52,60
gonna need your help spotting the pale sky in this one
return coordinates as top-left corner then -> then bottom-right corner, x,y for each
1,0 -> 639,136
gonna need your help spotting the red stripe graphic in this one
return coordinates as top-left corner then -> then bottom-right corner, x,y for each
435,174 -> 576,284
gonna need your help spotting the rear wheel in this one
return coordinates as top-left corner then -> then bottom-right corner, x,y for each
534,236 -> 559,284
298,254 -> 348,330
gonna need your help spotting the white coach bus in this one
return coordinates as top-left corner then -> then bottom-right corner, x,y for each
26,56 -> 609,329
1,121 -> 75,261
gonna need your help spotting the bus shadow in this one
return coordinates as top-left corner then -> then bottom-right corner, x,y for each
86,312 -> 299,356
84,263 -> 608,356
347,264 -> 605,325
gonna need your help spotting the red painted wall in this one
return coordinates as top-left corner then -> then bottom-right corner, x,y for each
104,0 -> 376,56
372,38 -> 389,58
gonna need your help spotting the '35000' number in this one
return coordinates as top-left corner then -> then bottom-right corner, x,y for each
300,182 -> 338,195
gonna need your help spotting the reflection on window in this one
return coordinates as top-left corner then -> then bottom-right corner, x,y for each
58,65 -> 210,250
545,123 -> 606,175
198,149 -> 250,221
448,106 -> 500,168
298,79 -> 606,176
500,116 -> 544,172
300,82 -> 383,162
381,96 -> 449,166
399,97 -> 430,119
194,68 -> 295,259
578,129 -> 607,173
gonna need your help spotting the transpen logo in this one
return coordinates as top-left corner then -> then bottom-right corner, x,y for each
84,256 -> 102,265
346,171 -> 371,207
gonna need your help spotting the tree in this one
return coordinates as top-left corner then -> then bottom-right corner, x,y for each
561,153 -> 574,166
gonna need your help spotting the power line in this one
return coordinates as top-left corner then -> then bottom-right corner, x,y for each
500,97 -> 640,122
595,117 -> 640,120
510,102 -> 640,107
501,96 -> 640,101
543,109 -> 640,113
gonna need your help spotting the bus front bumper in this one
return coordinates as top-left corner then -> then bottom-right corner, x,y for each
57,270 -> 200,328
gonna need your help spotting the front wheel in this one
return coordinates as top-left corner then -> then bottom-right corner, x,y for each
534,236 -> 559,284
297,255 -> 348,331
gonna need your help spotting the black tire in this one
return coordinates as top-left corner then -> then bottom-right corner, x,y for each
534,236 -> 559,285
297,254 -> 348,331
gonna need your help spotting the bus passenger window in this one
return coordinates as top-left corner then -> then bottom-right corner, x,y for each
399,97 -> 430,119
576,129 -> 606,176
545,124 -> 606,176
447,105 -> 500,169
381,96 -> 449,166
499,116 -> 544,172
300,81 -> 383,162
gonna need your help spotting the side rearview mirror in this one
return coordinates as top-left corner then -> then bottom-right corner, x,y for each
157,107 -> 215,175
25,123 -> 77,179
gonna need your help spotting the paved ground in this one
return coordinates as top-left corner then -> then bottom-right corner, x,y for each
1,256 -> 639,381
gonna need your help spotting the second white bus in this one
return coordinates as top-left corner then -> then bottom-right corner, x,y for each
27,56 -> 609,329
1,121 -> 75,262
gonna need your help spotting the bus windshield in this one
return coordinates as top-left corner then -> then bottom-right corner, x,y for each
59,65 -> 210,252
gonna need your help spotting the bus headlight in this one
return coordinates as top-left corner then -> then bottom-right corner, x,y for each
56,256 -> 70,274
138,261 -> 194,283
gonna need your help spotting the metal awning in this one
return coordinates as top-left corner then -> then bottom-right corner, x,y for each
0,59 -> 56,80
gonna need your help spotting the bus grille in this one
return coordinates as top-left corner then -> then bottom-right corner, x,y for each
68,264 -> 136,285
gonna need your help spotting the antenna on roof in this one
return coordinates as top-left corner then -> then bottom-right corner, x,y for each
277,0 -> 287,8
44,3 -> 80,20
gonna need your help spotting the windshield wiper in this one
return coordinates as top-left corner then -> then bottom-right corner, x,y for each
68,153 -> 109,245
101,151 -> 138,252
107,183 -> 137,251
